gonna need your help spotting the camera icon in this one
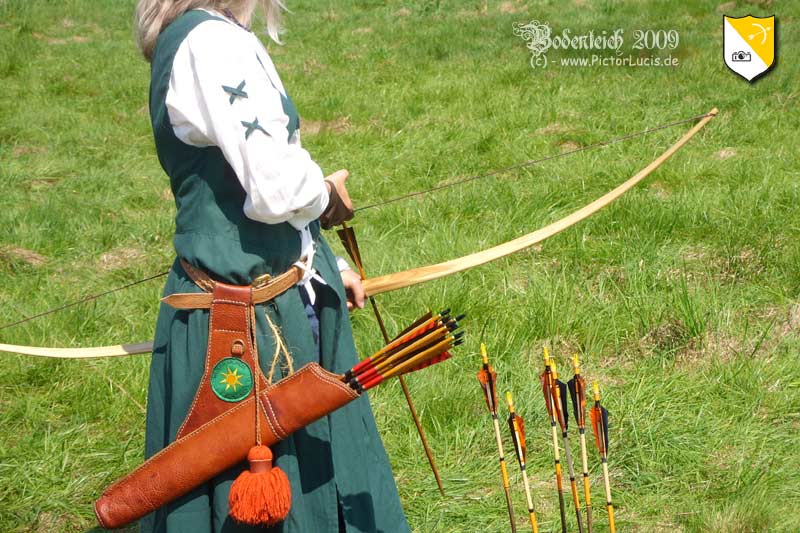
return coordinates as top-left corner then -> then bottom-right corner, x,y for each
731,51 -> 751,62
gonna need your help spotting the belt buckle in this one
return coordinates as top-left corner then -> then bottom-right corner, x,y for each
252,272 -> 272,288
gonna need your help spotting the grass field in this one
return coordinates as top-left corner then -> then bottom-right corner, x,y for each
1,0 -> 799,531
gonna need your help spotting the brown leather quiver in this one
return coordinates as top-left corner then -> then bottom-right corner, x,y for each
94,362 -> 359,529
94,270 -> 360,529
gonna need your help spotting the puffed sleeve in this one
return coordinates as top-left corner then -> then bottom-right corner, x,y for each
165,19 -> 328,230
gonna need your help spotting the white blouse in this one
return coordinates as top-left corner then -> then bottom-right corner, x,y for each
166,12 -> 347,299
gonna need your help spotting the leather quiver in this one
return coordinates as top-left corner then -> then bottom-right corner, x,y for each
94,363 -> 359,529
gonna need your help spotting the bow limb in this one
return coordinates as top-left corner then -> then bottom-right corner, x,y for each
363,107 -> 717,297
0,342 -> 153,358
1,108 -> 717,358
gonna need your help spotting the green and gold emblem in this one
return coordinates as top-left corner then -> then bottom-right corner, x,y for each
210,357 -> 253,402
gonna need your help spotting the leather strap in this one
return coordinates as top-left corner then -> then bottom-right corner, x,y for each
175,282 -> 268,439
162,259 -> 304,310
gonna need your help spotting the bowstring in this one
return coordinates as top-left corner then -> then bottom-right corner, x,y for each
0,111 -> 712,332
0,271 -> 169,332
355,111 -> 714,212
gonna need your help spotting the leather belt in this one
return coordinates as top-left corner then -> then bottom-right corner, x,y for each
161,259 -> 304,310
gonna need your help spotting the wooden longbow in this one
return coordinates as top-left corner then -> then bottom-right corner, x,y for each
0,108 -> 717,359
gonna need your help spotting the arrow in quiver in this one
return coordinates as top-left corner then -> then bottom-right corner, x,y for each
506,392 -> 539,533
345,310 -> 463,392
568,354 -> 593,533
478,343 -> 517,533
590,381 -> 615,533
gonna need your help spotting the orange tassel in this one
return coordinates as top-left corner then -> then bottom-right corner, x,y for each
229,445 -> 291,526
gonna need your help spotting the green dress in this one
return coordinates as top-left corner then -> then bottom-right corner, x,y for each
142,10 -> 409,533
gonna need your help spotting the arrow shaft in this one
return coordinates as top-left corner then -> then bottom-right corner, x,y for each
520,469 -> 539,533
395,369 -> 444,494
342,221 -> 446,497
562,434 -> 585,533
579,430 -> 593,533
492,416 -> 517,533
550,422 -> 567,533
507,401 -> 538,533
602,460 -> 615,533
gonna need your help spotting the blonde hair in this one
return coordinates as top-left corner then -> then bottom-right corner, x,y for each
136,0 -> 286,61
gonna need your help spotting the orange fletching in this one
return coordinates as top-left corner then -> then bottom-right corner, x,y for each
590,405 -> 609,456
477,367 -> 498,414
551,379 -> 568,432
517,414 -> 527,463
540,371 -> 555,420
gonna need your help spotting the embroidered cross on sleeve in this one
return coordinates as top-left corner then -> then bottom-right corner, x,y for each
241,117 -> 268,140
222,80 -> 248,104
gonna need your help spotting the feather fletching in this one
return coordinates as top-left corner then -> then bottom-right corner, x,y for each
541,371 -> 554,419
557,379 -> 569,431
568,375 -> 586,428
477,367 -> 498,413
590,405 -> 610,455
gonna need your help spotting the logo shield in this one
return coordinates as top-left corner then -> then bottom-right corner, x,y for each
723,15 -> 776,82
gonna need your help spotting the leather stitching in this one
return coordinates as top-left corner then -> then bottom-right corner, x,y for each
310,364 -> 360,399
175,302 -> 217,438
93,504 -> 108,528
100,397 -> 254,494
259,395 -> 284,440
212,299 -> 248,306
265,363 -> 313,390
262,394 -> 287,438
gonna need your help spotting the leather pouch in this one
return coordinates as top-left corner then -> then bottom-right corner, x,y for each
94,362 -> 359,529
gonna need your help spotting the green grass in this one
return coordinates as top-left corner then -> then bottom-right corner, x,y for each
1,0 -> 799,531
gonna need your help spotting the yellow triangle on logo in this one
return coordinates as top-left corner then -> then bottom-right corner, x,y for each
726,16 -> 775,67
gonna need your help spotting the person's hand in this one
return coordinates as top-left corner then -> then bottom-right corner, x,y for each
340,268 -> 366,311
320,169 -> 354,229
325,169 -> 352,206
